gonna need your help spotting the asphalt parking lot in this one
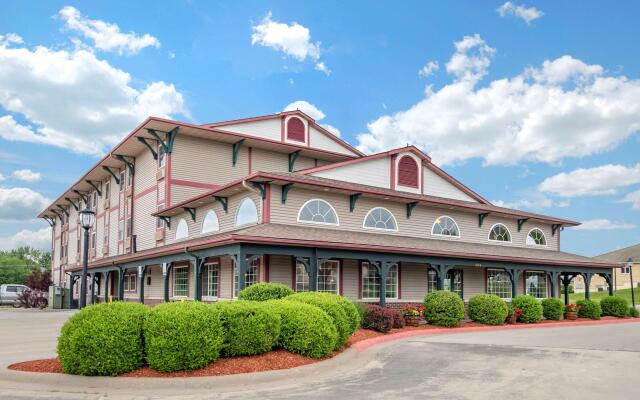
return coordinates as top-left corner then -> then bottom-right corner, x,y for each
1,309 -> 639,400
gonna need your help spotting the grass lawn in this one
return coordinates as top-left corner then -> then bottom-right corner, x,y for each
568,287 -> 640,305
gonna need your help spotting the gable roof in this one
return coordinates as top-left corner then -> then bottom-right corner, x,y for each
595,243 -> 640,264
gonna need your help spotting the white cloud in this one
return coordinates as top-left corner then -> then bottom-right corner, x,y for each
419,61 -> 439,78
251,12 -> 328,74
283,100 -> 340,137
0,227 -> 51,251
0,187 -> 50,221
492,191 -> 569,211
620,190 -> 640,209
0,38 -> 188,155
539,164 -> 640,197
497,2 -> 544,25
12,169 -> 41,182
0,33 -> 23,46
58,6 -> 160,55
573,219 -> 636,231
0,172 -> 4,181
357,35 -> 640,166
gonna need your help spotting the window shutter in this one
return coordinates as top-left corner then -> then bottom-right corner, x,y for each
287,118 -> 305,142
397,156 -> 419,188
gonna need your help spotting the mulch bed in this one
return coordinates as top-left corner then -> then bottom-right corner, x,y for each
7,317 -> 632,377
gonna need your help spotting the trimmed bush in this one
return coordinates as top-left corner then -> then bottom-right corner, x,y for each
541,298 -> 564,321
600,296 -> 629,318
629,306 -> 639,318
576,299 -> 601,320
391,309 -> 406,328
239,282 -> 294,301
57,302 -> 148,376
512,295 -> 543,323
362,304 -> 395,333
212,301 -> 281,357
287,292 -> 360,337
287,292 -> 351,348
468,294 -> 508,325
267,300 -> 337,358
144,302 -> 223,372
423,291 -> 465,327
352,301 -> 367,327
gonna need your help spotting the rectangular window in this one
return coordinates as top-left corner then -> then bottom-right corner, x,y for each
103,217 -> 109,246
125,218 -> 131,238
203,262 -> 220,298
487,269 -> 512,299
444,270 -> 463,299
173,266 -> 189,297
295,260 -> 309,292
361,262 -> 398,299
119,170 -> 125,191
525,271 -> 547,299
92,192 -> 97,209
427,269 -> 438,292
234,257 -> 260,297
158,142 -> 166,168
91,231 -> 96,249
105,181 -> 110,200
318,260 -> 340,294
77,227 -> 81,254
127,169 -> 132,187
87,194 -> 92,210
118,220 -> 124,241
156,204 -> 165,229
123,274 -> 130,291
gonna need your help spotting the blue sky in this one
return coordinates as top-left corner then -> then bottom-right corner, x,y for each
1,1 -> 639,257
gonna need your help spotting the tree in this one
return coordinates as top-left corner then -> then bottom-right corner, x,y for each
25,269 -> 52,291
0,247 -> 51,285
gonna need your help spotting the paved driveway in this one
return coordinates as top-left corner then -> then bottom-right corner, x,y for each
1,309 -> 639,400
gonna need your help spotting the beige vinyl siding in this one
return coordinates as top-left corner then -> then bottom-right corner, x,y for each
251,148 -> 288,173
144,265 -> 163,300
461,267 -> 485,301
270,186 -> 559,249
133,148 -> 157,195
308,125 -> 359,156
294,156 -> 316,171
133,192 -> 157,251
170,185 -> 209,206
268,255 -> 292,287
400,263 -> 428,301
218,118 -> 282,142
311,157 -> 390,189
342,259 -> 358,299
108,209 -> 119,257
219,256 -> 234,299
423,166 -> 478,202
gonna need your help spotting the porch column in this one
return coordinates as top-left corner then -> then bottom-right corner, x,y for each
507,268 -> 523,298
547,271 -> 561,298
584,272 -> 592,300
433,265 -> 451,291
194,258 -> 204,301
297,255 -> 318,291
89,273 -> 95,304
138,265 -> 146,304
118,267 -> 125,301
69,275 -> 76,309
606,273 -> 614,296
561,274 -> 573,305
103,271 -> 110,302
162,262 -> 172,302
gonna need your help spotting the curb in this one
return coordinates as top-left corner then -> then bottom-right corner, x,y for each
352,318 -> 640,351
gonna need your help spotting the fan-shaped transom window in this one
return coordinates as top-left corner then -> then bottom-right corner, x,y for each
235,198 -> 258,226
202,210 -> 220,234
363,207 -> 397,231
489,223 -> 511,242
287,117 -> 305,142
432,216 -> 460,237
397,155 -> 419,188
297,199 -> 339,225
175,218 -> 188,240
526,228 -> 547,246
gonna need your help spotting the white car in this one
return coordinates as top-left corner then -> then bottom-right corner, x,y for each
0,284 -> 29,306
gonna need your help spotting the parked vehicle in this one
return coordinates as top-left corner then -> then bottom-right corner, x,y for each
0,284 -> 29,307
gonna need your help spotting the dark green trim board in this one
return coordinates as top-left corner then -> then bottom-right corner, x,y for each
85,180 -> 102,196
517,218 -> 529,232
73,190 -> 88,203
232,139 -> 244,166
406,202 -> 418,218
159,216 -> 171,228
184,207 -> 196,222
113,154 -> 135,176
101,166 -> 120,184
349,193 -> 362,212
147,127 -> 179,154
43,217 -> 55,227
65,198 -> 79,211
552,224 -> 563,236
136,137 -> 158,160
214,196 -> 228,212
478,213 -> 489,227
56,205 -> 69,216
288,150 -> 301,172
281,183 -> 294,204
251,182 -> 267,199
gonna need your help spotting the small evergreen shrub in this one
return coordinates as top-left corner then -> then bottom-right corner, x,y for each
600,296 -> 629,318
267,300 -> 337,358
352,301 -> 367,327
512,295 -> 543,323
212,301 -> 281,356
362,304 -> 395,333
628,306 -> 639,318
423,291 -> 465,327
238,282 -> 294,301
144,302 -> 223,372
286,292 -> 351,348
287,292 -> 360,339
541,298 -> 564,321
468,294 -> 508,325
57,302 -> 148,376
391,308 -> 406,328
576,299 -> 601,320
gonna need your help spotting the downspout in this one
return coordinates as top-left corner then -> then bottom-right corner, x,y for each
242,179 -> 261,195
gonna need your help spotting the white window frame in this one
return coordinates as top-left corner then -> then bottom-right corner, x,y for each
235,197 -> 259,227
431,215 -> 461,238
526,228 -> 547,247
175,218 -> 189,240
525,271 -> 548,299
488,223 -> 512,243
360,262 -> 398,300
201,209 -> 220,234
202,262 -> 220,299
297,199 -> 340,226
295,259 -> 310,292
486,269 -> 512,300
172,266 -> 189,298
362,207 -> 398,232
317,260 -> 340,294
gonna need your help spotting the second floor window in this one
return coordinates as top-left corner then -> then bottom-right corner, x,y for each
158,142 -> 166,168
119,171 -> 125,191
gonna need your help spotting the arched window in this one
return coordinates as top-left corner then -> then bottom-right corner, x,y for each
397,155 -> 419,188
287,117 -> 305,142
489,223 -> 511,243
527,228 -> 547,246
431,216 -> 460,237
363,207 -> 397,231
297,199 -> 339,225
235,198 -> 258,226
202,210 -> 219,234
175,218 -> 188,240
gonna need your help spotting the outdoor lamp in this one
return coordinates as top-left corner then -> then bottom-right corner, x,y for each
79,208 -> 95,229
78,208 -> 95,309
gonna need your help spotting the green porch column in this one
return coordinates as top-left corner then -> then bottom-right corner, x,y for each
372,261 -> 392,307
584,273 -> 592,300
547,271 -> 561,299
508,268 -> 523,298
606,273 -> 614,296
69,275 -> 76,309
561,274 -> 573,305
103,271 -> 110,302
162,263 -> 172,302
89,273 -> 95,304
118,268 -> 125,301
195,259 -> 204,301
138,265 -> 146,304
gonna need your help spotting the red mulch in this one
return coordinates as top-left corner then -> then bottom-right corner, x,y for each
7,317 -> 632,377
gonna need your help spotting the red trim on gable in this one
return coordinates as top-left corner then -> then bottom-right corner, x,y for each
426,163 -> 489,204
390,154 -> 397,190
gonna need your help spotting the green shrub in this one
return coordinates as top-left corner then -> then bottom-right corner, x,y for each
541,298 -> 564,321
352,301 -> 367,327
238,282 -> 294,301
212,301 -> 281,357
512,295 -> 543,323
423,291 -> 465,327
468,294 -> 508,325
287,292 -> 352,348
144,302 -> 223,372
288,292 -> 360,335
628,306 -> 639,318
576,299 -> 601,320
600,296 -> 629,318
57,302 -> 148,376
267,300 -> 337,358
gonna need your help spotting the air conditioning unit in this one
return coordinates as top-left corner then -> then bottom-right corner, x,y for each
104,198 -> 110,209
156,168 -> 165,181
155,228 -> 165,241
102,246 -> 109,256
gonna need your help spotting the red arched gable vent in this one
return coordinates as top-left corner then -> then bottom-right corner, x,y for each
287,117 -> 305,142
397,156 -> 419,188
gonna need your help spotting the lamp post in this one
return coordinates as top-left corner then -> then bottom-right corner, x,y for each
628,258 -> 636,308
78,208 -> 95,309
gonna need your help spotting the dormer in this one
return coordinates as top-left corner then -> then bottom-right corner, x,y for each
283,114 -> 308,145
